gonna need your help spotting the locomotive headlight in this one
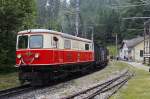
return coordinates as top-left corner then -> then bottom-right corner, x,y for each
17,54 -> 22,59
35,53 -> 39,58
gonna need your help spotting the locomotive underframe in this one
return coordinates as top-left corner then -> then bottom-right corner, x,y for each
18,62 -> 97,86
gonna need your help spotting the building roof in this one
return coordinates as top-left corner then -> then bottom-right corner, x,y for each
120,36 -> 150,49
123,36 -> 144,48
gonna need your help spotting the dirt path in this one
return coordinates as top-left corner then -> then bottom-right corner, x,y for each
122,61 -> 149,72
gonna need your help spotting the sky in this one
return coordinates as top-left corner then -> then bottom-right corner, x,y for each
60,0 -> 70,3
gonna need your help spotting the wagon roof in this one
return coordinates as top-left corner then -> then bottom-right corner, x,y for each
18,29 -> 92,43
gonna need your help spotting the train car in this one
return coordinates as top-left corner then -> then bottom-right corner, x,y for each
94,44 -> 109,67
15,29 -> 108,85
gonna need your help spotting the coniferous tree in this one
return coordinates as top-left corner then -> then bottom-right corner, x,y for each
0,0 -> 36,65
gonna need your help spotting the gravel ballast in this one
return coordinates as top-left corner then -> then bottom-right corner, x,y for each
8,61 -> 129,99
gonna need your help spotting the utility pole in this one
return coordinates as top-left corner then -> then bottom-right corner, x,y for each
144,20 -> 150,65
75,0 -> 80,36
91,27 -> 94,41
143,22 -> 146,64
89,27 -> 94,41
45,0 -> 51,29
116,33 -> 118,58
148,23 -> 150,65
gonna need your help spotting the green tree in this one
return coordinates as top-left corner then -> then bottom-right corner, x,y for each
37,0 -> 61,30
0,0 -> 36,65
121,0 -> 150,39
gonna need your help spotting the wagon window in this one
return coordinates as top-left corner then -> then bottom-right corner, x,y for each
18,35 -> 28,49
30,35 -> 43,48
85,44 -> 89,50
64,39 -> 71,49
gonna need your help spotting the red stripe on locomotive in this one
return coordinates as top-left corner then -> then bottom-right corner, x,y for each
16,49 -> 94,66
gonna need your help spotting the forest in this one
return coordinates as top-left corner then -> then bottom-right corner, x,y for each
0,0 -> 150,66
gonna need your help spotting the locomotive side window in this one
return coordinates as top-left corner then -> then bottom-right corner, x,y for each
52,36 -> 59,48
72,40 -> 78,50
85,44 -> 89,50
18,35 -> 28,49
30,35 -> 43,49
64,39 -> 71,49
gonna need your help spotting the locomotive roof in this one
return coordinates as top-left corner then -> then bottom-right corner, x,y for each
18,29 -> 92,43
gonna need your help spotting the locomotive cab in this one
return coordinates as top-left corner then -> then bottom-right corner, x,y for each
16,30 -> 62,66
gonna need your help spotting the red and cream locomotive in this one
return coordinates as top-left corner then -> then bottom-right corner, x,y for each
16,29 -> 108,85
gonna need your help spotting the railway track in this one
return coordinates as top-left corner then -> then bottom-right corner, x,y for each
0,84 -> 34,99
62,69 -> 133,99
0,69 -> 133,99
0,67 -> 103,99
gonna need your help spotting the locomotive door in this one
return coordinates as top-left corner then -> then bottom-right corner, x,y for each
52,36 -> 60,64
77,52 -> 80,62
54,51 -> 60,64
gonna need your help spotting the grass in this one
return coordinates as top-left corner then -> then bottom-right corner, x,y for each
0,65 -> 19,90
107,45 -> 117,57
111,61 -> 150,99
143,63 -> 150,67
0,72 -> 20,90
0,65 -> 17,74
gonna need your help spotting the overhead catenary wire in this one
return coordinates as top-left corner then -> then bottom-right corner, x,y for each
122,17 -> 150,20
127,29 -> 144,30
110,3 -> 150,9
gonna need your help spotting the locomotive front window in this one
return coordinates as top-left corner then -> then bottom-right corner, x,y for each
18,35 -> 28,49
30,35 -> 43,49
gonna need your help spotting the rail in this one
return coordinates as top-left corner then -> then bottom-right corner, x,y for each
0,84 -> 33,98
62,69 -> 133,99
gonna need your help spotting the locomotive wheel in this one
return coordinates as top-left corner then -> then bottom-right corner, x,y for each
19,79 -> 25,85
31,79 -> 43,86
31,77 -> 50,86
49,70 -> 68,81
81,65 -> 92,75
31,72 -> 51,86
18,71 -> 26,85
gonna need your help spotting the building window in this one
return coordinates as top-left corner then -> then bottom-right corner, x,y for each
140,50 -> 143,57
128,50 -> 131,53
146,41 -> 149,46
